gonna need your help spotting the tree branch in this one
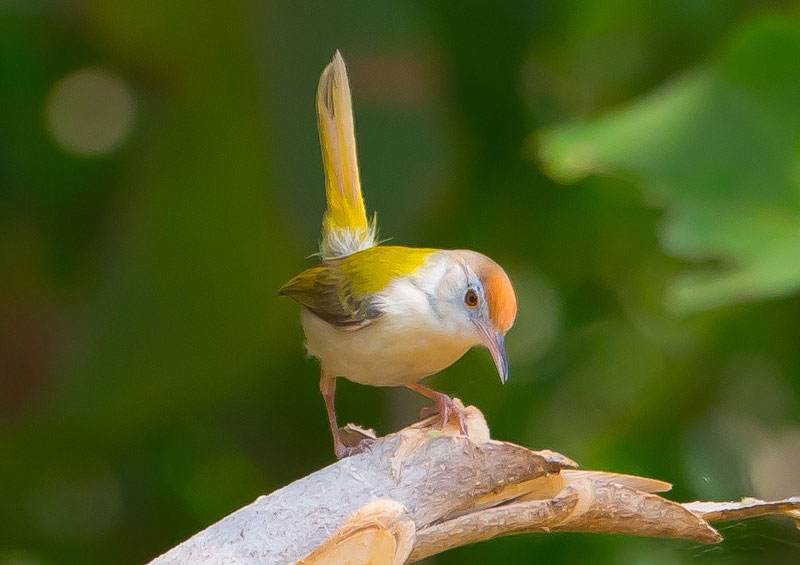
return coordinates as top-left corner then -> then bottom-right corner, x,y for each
148,404 -> 800,564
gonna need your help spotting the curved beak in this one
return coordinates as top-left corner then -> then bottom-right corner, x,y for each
475,322 -> 509,384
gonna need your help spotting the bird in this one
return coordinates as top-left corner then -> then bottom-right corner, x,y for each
280,51 -> 517,459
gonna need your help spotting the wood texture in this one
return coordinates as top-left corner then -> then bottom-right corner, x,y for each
148,405 -> 800,564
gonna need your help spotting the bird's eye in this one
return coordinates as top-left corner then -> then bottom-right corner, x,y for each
464,289 -> 479,308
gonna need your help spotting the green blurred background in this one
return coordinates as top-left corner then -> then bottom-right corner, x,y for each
2,1 -> 800,563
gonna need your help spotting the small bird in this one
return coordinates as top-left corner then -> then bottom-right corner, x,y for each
280,51 -> 517,458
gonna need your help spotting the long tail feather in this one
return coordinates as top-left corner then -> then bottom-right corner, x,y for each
317,51 -> 376,259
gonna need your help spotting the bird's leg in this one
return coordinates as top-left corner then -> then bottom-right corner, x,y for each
320,375 -> 373,459
320,375 -> 348,459
406,382 -> 468,435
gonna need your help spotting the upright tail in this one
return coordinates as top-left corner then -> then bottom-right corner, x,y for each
317,51 -> 377,260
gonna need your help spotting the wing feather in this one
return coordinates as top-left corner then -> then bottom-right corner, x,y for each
279,263 -> 380,329
279,247 -> 436,329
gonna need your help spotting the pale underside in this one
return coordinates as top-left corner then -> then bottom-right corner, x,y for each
302,308 -> 474,386
300,261 -> 480,386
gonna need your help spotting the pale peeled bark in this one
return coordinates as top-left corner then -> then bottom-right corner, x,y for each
149,404 -> 800,564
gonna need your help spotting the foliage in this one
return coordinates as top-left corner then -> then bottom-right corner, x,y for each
1,2 -> 799,564
539,17 -> 800,313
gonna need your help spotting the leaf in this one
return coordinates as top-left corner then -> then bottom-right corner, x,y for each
537,17 -> 800,313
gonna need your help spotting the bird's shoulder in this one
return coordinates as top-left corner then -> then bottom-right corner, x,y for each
336,245 -> 439,294
279,246 -> 439,329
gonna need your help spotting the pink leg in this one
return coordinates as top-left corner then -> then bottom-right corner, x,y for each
406,382 -> 468,434
320,375 -> 346,458
320,375 -> 373,459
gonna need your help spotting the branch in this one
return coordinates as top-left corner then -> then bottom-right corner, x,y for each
148,404 -> 800,564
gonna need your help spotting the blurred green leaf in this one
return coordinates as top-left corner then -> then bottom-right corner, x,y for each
538,17 -> 800,313
3,2 -> 800,563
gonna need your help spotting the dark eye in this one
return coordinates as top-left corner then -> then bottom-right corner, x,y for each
464,289 -> 479,308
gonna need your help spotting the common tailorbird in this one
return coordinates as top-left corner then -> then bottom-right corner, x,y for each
280,52 -> 517,458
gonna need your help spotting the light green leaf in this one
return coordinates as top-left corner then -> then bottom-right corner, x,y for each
537,17 -> 800,313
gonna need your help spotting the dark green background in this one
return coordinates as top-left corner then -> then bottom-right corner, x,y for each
2,1 -> 800,563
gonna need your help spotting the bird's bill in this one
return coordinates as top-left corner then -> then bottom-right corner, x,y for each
475,322 -> 509,384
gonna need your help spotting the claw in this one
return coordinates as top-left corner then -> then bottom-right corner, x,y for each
334,436 -> 375,459
409,383 -> 468,435
433,393 -> 468,435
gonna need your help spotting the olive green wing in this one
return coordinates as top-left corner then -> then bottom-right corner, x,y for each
278,262 -> 381,329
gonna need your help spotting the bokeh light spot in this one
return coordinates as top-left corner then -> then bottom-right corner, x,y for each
45,68 -> 135,156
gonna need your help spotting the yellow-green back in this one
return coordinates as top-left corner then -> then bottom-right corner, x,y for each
279,246 -> 437,328
337,246 -> 437,294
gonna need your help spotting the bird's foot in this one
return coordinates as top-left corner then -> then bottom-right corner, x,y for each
334,437 -> 374,459
333,424 -> 377,459
420,393 -> 468,435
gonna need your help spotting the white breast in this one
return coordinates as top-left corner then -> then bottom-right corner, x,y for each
300,262 -> 478,386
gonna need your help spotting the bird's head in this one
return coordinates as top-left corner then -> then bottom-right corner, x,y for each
423,250 -> 517,383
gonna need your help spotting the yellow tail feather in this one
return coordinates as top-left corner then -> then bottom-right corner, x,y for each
317,51 -> 377,259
